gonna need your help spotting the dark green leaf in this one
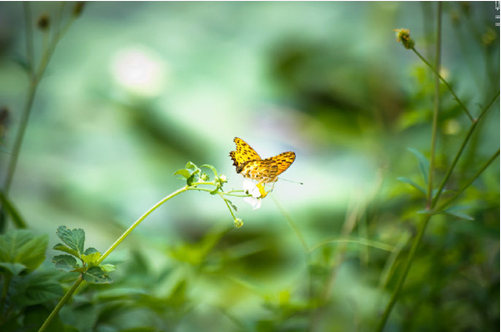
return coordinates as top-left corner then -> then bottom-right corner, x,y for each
0,189 -> 27,229
84,247 -> 99,255
56,226 -> 85,255
83,266 -> 113,284
11,272 -> 64,306
0,262 -> 27,276
0,230 -> 48,271
53,243 -> 79,257
408,148 -> 430,184
397,177 -> 426,195
53,255 -> 80,272
442,206 -> 475,221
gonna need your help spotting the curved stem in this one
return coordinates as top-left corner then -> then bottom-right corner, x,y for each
437,149 -> 500,212
431,92 -> 499,208
97,186 -> 188,264
411,47 -> 474,122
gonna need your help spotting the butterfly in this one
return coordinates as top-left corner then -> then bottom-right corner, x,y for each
229,137 -> 296,183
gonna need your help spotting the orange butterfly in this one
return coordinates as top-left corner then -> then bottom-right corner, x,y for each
229,137 -> 296,183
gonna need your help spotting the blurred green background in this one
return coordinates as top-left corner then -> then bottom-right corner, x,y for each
0,2 -> 499,332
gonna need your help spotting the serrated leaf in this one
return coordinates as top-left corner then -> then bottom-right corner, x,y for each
174,169 -> 191,179
397,177 -> 426,195
11,272 -> 64,306
56,226 -> 85,255
99,264 -> 116,273
53,243 -> 79,257
84,247 -> 99,255
81,252 -> 101,265
52,255 -> 79,272
83,266 -> 113,284
0,262 -> 27,276
408,148 -> 430,184
0,230 -> 48,272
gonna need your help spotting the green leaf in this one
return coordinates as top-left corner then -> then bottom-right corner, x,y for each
53,243 -> 79,257
56,226 -> 85,256
11,272 -> 64,306
84,247 -> 99,255
408,148 -> 430,184
81,252 -> 101,265
82,266 -> 113,284
201,164 -> 218,177
99,264 -> 116,273
52,255 -> 80,272
442,206 -> 475,221
397,177 -> 426,195
0,190 -> 27,229
185,161 -> 198,170
174,169 -> 191,179
0,262 -> 27,276
0,230 -> 48,272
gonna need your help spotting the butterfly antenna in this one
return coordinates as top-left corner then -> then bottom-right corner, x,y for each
279,178 -> 304,185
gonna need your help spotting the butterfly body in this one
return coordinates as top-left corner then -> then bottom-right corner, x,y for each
229,137 -> 295,183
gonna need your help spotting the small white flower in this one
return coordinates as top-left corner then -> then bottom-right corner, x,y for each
244,196 -> 262,210
242,179 -> 263,210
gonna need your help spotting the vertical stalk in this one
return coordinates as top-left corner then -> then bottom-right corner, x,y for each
426,2 -> 442,208
376,3 -> 442,331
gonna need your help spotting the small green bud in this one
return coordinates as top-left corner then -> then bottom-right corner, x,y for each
218,174 -> 228,183
234,218 -> 243,228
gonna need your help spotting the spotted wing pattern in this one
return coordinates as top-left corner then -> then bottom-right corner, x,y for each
229,137 -> 295,183
229,137 -> 262,173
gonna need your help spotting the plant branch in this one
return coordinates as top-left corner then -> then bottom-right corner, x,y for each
411,48 -> 474,123
375,215 -> 431,332
431,92 -> 500,207
97,186 -> 189,265
426,4 -> 442,208
437,149 -> 500,212
38,274 -> 84,332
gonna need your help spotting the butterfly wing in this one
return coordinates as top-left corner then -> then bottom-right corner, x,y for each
229,137 -> 262,173
241,151 -> 295,183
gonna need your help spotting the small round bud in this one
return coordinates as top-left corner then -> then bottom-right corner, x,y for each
219,174 -> 228,183
234,218 -> 244,228
37,14 -> 50,31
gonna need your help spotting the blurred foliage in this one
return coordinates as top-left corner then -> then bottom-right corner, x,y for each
0,1 -> 499,332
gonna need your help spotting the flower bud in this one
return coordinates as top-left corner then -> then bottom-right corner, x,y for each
394,28 -> 415,49
37,14 -> 50,31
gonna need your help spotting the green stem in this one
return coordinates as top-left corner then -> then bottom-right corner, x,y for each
38,275 -> 84,332
97,186 -> 189,264
426,4 -> 442,208
376,4 -> 442,331
411,48 -> 474,123
437,149 -> 500,212
271,194 -> 310,253
431,92 -> 499,208
3,79 -> 38,194
23,3 -> 34,74
375,215 -> 431,332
